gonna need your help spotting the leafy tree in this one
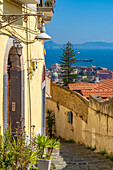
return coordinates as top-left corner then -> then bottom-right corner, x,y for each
79,70 -> 85,76
59,42 -> 77,86
81,78 -> 89,83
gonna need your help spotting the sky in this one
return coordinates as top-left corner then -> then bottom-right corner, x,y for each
46,0 -> 113,44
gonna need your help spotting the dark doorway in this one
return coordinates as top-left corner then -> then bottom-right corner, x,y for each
7,46 -> 24,134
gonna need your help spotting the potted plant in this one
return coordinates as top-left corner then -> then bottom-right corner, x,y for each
45,0 -> 53,7
35,134 -> 60,170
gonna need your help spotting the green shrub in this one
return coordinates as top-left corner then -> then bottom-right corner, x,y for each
99,150 -> 113,162
108,152 -> 113,162
0,123 -> 37,169
100,150 -> 107,156
0,120 -> 60,169
46,109 -> 55,138
86,145 -> 96,151
62,139 -> 75,143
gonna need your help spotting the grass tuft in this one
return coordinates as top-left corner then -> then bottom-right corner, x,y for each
62,139 -> 75,143
100,150 -> 113,162
86,145 -> 96,151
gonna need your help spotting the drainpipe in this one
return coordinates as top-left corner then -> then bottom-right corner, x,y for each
3,75 -> 7,134
26,5 -> 32,140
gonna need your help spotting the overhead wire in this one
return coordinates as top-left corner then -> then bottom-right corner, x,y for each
0,2 -> 42,43
4,26 -> 37,43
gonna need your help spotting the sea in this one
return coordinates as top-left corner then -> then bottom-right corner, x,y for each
45,49 -> 113,70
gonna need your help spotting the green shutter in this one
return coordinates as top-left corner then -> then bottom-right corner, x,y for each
68,112 -> 73,123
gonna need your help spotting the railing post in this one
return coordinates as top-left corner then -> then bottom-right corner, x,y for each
52,0 -> 54,7
40,0 -> 44,6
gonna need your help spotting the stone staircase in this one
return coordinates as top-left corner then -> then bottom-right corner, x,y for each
51,143 -> 113,170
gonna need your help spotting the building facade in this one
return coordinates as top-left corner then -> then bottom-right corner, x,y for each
0,0 -> 54,136
97,70 -> 113,80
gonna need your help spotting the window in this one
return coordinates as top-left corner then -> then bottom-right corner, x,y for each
68,112 -> 73,123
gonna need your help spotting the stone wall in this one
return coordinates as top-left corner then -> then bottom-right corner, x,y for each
50,83 -> 89,122
87,95 -> 113,153
46,83 -> 113,153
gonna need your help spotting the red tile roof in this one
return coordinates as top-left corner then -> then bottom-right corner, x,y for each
68,78 -> 113,98
68,82 -> 98,91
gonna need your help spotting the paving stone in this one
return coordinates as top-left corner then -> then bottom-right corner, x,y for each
51,143 -> 113,170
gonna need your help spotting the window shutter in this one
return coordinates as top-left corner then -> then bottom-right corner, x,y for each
68,112 -> 73,123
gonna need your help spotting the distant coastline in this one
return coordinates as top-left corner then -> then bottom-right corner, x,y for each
45,48 -> 113,70
45,41 -> 113,49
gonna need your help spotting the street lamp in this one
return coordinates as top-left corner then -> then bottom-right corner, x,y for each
35,23 -> 51,40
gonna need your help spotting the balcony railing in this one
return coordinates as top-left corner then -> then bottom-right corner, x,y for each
38,0 -> 55,13
10,0 -> 40,4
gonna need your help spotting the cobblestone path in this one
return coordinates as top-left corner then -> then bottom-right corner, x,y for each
51,143 -> 113,170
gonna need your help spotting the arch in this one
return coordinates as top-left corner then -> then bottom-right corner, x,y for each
3,37 -> 24,134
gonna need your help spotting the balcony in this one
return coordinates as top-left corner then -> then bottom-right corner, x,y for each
10,0 -> 40,4
7,0 -> 54,23
37,0 -> 54,23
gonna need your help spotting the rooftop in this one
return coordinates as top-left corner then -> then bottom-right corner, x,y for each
68,78 -> 113,98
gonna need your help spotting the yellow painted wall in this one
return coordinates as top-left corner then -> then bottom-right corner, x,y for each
46,83 -> 113,153
49,83 -> 89,122
0,35 -> 9,135
0,0 -> 3,14
0,1 -> 45,135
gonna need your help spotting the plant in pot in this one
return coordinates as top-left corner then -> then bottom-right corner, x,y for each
35,134 -> 51,170
45,0 -> 53,7
35,134 -> 60,170
47,138 -> 60,156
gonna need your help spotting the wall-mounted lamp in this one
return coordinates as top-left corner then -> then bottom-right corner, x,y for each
35,23 -> 51,40
16,43 -> 23,57
14,39 -> 23,57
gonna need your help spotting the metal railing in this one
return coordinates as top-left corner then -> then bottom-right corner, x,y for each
39,0 -> 54,8
37,0 -> 55,13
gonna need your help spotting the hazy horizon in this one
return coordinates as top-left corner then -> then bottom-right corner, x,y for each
47,41 -> 113,45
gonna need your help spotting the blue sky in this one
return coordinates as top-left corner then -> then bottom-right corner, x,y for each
46,0 -> 113,44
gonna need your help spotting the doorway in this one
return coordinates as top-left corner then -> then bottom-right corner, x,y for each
3,43 -> 24,134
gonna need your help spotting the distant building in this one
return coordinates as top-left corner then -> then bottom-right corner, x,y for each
97,70 -> 113,80
77,66 -> 94,74
51,72 -> 58,83
52,63 -> 61,72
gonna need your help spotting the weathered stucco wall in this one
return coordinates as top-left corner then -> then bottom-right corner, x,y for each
87,95 -> 113,153
0,1 -> 44,135
50,83 -> 89,122
46,83 -> 89,143
46,83 -> 113,153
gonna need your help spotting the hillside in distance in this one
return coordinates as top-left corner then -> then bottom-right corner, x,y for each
45,41 -> 113,49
